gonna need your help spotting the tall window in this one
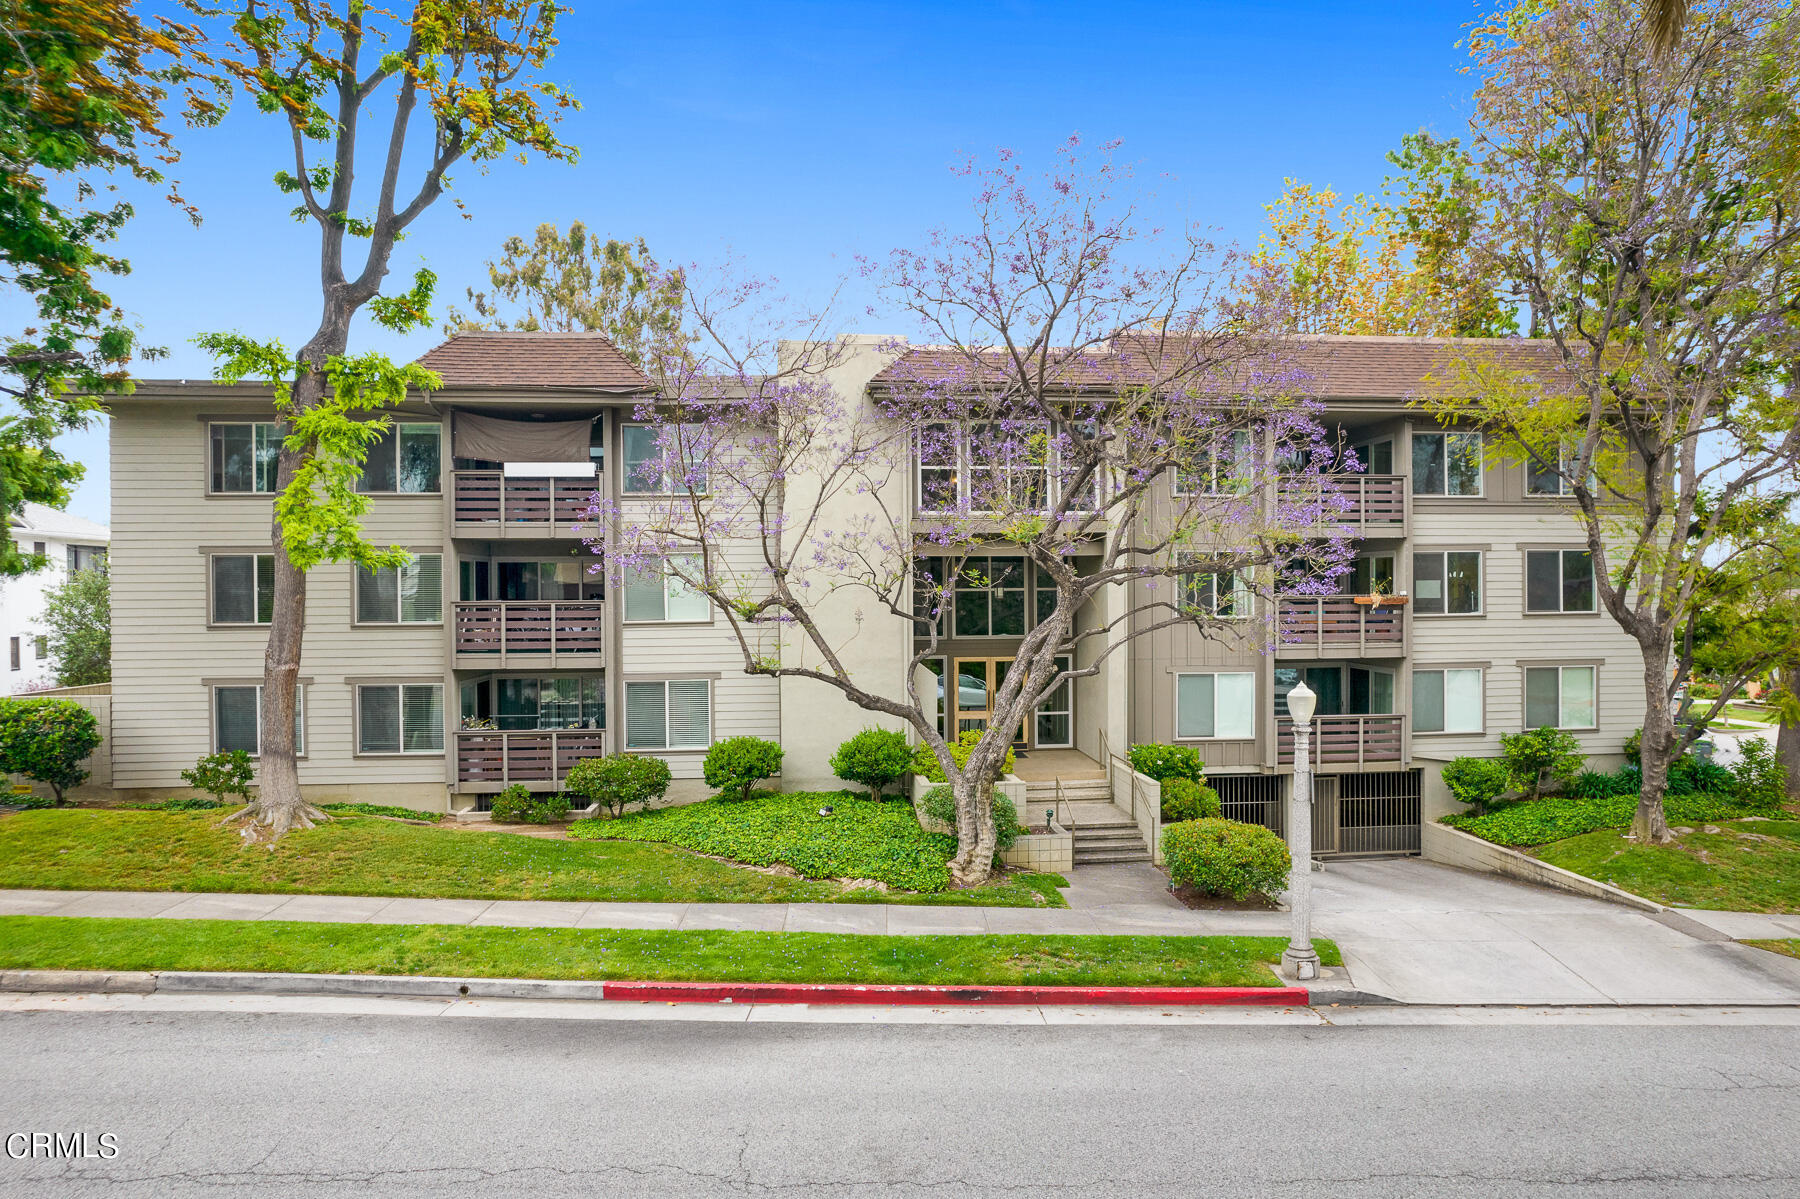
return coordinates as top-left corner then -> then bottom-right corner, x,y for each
1181,568 -> 1251,619
1348,555 -> 1396,595
967,420 -> 1050,512
1174,430 -> 1253,496
622,424 -> 707,494
357,683 -> 444,753
1414,668 -> 1483,734
953,557 -> 1026,637
66,544 -> 106,574
211,554 -> 275,625
624,679 -> 711,749
1525,550 -> 1595,613
356,423 -> 441,493
1413,551 -> 1483,615
1525,666 -> 1597,730
1411,431 -> 1482,497
623,556 -> 709,622
356,555 -> 443,624
209,422 -> 280,494
213,684 -> 304,755
1175,672 -> 1256,739
917,423 -> 961,511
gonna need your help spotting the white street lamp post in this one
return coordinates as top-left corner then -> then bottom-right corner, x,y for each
1281,681 -> 1321,982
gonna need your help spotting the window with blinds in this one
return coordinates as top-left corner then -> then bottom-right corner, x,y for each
356,555 -> 443,624
211,685 -> 304,755
624,679 -> 710,750
622,557 -> 707,622
211,554 -> 276,624
356,683 -> 445,753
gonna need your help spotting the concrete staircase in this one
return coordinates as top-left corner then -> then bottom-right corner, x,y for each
1023,778 -> 1151,866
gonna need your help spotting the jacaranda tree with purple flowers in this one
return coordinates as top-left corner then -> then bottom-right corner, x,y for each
596,140 -> 1357,885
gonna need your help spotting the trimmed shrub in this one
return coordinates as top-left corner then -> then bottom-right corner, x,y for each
830,728 -> 913,802
1160,777 -> 1221,823
180,750 -> 254,807
563,753 -> 673,818
1127,743 -> 1205,783
1162,818 -> 1291,901
1498,727 -> 1585,798
1442,757 -> 1513,813
920,783 -> 1023,852
489,784 -> 570,824
910,729 -> 1017,783
703,736 -> 784,801
0,698 -> 101,804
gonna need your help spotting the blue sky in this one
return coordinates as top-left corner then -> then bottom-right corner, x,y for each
31,0 -> 1487,525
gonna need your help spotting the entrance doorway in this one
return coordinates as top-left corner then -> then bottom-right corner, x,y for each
950,655 -> 1073,748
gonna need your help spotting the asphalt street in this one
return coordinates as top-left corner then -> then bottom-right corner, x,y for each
3,1007 -> 1799,1197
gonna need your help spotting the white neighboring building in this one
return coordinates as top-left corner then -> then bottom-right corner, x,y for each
3,503 -> 110,694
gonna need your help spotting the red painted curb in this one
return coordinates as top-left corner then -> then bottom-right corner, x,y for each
600,981 -> 1310,1007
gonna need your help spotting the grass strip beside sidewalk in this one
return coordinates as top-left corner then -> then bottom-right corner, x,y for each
0,916 -> 1340,988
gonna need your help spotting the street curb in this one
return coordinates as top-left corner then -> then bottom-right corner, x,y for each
1,969 -> 1319,1007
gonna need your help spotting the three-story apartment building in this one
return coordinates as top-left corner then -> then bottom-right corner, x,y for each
105,331 -> 1642,852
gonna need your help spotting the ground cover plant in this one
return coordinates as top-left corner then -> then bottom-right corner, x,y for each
1442,791 -> 1772,848
572,789 -> 1010,893
1533,820 -> 1800,912
0,916 -> 1340,987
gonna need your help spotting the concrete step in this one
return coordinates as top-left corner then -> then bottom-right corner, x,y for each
1073,848 -> 1152,864
1073,828 -> 1145,844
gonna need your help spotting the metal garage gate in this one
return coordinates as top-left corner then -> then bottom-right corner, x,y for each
1211,769 -> 1421,858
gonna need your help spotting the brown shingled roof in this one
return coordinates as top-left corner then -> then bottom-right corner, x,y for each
872,334 -> 1575,399
414,331 -> 652,392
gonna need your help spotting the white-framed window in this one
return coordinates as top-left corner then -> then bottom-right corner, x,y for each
212,684 -> 304,756
67,544 -> 106,574
1525,665 -> 1597,730
1175,671 -> 1256,740
916,422 -> 962,512
621,423 -> 708,495
1180,567 -> 1252,619
1173,430 -> 1253,496
1413,668 -> 1484,734
33,635 -> 46,661
1413,551 -> 1483,616
624,679 -> 711,750
356,554 -> 444,624
356,423 -> 441,493
209,422 -> 280,494
356,683 -> 445,754
622,556 -> 709,622
211,553 -> 275,625
1525,549 -> 1596,613
917,420 -> 1097,513
1411,431 -> 1483,497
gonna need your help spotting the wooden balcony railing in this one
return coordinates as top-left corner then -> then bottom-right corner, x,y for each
1282,473 -> 1407,527
1277,595 -> 1405,656
455,728 -> 606,789
452,470 -> 597,531
1278,714 -> 1405,767
453,602 -> 604,665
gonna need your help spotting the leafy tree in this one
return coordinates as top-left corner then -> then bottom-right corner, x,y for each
40,565 -> 109,685
0,697 -> 100,803
0,0 -> 218,575
597,140 -> 1356,886
442,222 -> 683,366
1424,0 -> 1800,842
193,0 -> 576,838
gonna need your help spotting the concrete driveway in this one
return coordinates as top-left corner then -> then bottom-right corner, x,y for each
1313,858 -> 1800,1005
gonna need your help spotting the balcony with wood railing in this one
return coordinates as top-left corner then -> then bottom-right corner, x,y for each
1277,713 -> 1406,769
452,470 -> 599,538
452,601 -> 604,668
1281,473 -> 1407,532
1277,595 -> 1406,658
454,728 -> 606,792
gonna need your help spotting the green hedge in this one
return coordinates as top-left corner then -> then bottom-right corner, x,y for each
1127,744 -> 1204,783
1160,777 -> 1221,823
1162,818 -> 1290,901
570,790 -> 959,892
1442,791 -> 1770,848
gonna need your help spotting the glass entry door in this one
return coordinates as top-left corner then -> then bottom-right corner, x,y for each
953,657 -> 1026,745
1033,655 -> 1074,747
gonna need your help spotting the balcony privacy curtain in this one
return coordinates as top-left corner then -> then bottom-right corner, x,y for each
453,412 -> 592,463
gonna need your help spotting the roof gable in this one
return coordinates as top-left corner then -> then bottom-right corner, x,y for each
414,331 -> 652,392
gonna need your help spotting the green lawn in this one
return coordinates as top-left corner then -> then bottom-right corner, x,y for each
1746,940 -> 1800,961
0,809 -> 1064,907
1533,819 -> 1800,912
0,915 -> 1339,987
572,790 -> 1023,896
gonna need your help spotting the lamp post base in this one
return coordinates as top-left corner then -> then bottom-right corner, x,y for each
1281,946 -> 1321,982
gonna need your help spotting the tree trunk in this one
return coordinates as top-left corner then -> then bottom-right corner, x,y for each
236,361 -> 336,841
1632,642 -> 1676,844
1778,660 -> 1800,803
948,772 -> 997,887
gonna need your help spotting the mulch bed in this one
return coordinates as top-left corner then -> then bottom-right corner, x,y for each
1167,883 -> 1283,912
